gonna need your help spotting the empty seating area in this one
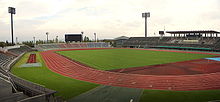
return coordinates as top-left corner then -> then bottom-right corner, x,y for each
8,46 -> 32,55
0,52 -> 15,69
0,45 -> 57,102
0,46 -> 31,101
0,45 -> 32,70
36,42 -> 110,50
122,37 -> 172,48
122,37 -> 220,51
214,40 -> 220,50
200,37 -> 220,44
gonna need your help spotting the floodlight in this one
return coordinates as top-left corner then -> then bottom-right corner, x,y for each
8,7 -> 16,44
142,12 -> 150,37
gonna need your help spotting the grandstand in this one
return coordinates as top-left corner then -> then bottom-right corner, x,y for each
8,46 -> 32,55
0,42 -> 111,102
36,42 -> 111,51
0,34 -> 219,102
0,45 -> 58,102
0,52 -> 14,69
121,30 -> 220,51
1,39 -> 220,102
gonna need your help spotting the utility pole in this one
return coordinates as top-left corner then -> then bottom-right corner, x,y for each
8,7 -> 16,45
142,12 -> 150,37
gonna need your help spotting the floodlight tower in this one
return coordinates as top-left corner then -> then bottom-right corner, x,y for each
16,37 -> 18,44
8,7 -> 16,45
46,32 -> 49,43
81,31 -> 84,42
56,36 -> 58,43
33,37 -> 36,46
94,33 -> 96,42
142,12 -> 150,37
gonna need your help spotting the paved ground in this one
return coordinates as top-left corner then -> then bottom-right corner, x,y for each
68,85 -> 143,102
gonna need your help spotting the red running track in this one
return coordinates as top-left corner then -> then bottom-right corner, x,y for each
40,48 -> 220,91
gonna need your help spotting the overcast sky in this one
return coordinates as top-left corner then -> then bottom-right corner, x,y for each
0,0 -> 220,42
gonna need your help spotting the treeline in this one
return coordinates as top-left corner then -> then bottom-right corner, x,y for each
22,40 -> 65,47
0,41 -> 14,47
0,36 -> 114,47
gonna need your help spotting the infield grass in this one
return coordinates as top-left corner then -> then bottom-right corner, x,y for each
56,48 -> 216,70
11,52 -> 99,100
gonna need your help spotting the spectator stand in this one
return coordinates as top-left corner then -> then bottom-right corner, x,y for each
0,45 -> 61,102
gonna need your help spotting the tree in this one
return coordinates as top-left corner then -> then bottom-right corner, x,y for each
0,42 -> 6,47
83,36 -> 91,42
22,41 -> 34,47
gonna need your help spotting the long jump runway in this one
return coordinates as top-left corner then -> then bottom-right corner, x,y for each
41,48 -> 220,91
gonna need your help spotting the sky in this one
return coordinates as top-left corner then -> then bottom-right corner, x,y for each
0,0 -> 220,42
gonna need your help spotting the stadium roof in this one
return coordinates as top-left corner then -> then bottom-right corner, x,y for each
114,36 -> 130,40
166,30 -> 220,34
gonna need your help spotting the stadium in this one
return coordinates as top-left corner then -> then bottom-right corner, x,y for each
1,1 -> 220,102
1,31 -> 220,102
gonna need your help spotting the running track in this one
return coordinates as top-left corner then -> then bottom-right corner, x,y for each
40,48 -> 220,91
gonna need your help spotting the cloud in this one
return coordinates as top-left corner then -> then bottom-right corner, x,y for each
0,0 -> 220,42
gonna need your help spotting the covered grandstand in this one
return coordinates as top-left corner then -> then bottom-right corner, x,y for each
121,30 -> 220,51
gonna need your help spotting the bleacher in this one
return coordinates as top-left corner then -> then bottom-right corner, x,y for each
122,37 -> 220,51
0,52 -> 14,69
0,45 -> 33,70
122,37 -> 172,48
36,42 -> 110,51
214,39 -> 220,50
8,46 -> 32,55
0,45 -> 59,102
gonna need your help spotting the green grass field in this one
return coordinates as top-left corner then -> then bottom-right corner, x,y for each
56,49 -> 216,70
11,52 -> 99,100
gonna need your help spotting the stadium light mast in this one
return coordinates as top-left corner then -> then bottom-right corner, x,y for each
46,32 -> 49,43
142,12 -> 150,37
8,7 -> 16,45
56,36 -> 58,43
16,37 -> 18,44
81,31 -> 84,42
94,33 -> 96,42
33,37 -> 36,46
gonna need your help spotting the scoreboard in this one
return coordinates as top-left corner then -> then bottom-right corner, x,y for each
65,34 -> 82,42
